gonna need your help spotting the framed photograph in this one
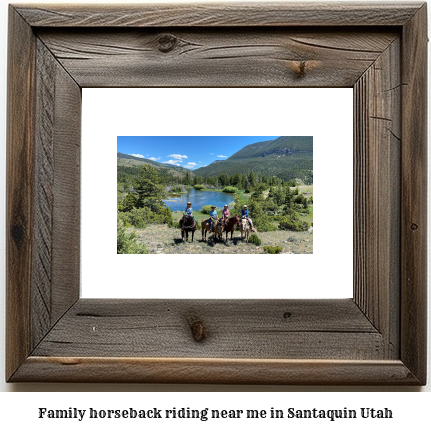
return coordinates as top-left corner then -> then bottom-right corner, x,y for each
6,2 -> 427,384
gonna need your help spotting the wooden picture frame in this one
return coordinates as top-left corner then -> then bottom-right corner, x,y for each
6,2 -> 427,385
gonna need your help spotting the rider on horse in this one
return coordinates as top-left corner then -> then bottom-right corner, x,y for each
184,202 -> 196,226
242,204 -> 255,232
222,204 -> 230,221
208,205 -> 218,231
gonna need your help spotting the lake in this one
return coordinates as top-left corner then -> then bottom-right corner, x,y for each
163,189 -> 235,212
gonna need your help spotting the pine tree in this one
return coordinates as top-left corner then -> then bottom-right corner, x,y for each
219,172 -> 229,187
134,165 -> 167,210
248,170 -> 257,187
184,171 -> 191,185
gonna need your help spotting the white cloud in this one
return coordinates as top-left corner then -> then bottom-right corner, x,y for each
163,160 -> 181,166
148,156 -> 161,161
209,153 -> 214,155
217,155 -> 228,158
184,162 -> 197,168
167,154 -> 188,160
130,153 -> 145,158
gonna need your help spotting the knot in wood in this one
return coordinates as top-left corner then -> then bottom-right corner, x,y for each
295,61 -> 307,78
411,223 -> 419,231
186,315 -> 206,342
11,223 -> 25,245
157,34 -> 178,53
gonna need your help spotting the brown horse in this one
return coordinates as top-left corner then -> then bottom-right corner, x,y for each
223,215 -> 240,240
214,219 -> 224,241
201,217 -> 217,241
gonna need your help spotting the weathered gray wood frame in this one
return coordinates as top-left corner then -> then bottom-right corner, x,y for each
6,3 -> 427,384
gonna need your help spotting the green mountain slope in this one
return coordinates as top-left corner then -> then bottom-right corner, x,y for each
117,152 -> 194,186
117,152 -> 191,174
194,136 -> 313,184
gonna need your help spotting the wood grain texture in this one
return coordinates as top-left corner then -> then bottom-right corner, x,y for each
12,357 -> 420,385
6,7 -> 36,381
15,2 -> 423,27
37,29 -> 398,88
32,299 -> 384,360
400,3 -> 428,384
353,38 -> 401,359
32,39 -> 81,350
32,40 -> 56,347
50,52 -> 81,324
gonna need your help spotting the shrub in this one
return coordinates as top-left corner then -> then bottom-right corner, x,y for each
118,205 -> 173,228
118,192 -> 137,212
261,198 -> 277,212
151,204 -> 174,225
243,198 -> 277,232
194,184 -> 206,190
117,221 -> 149,254
118,207 -> 150,229
248,233 -> 261,246
222,186 -> 238,194
201,205 -> 213,214
282,207 -> 297,217
294,194 -> 307,205
254,217 -> 277,232
278,214 -> 310,232
264,245 -> 283,254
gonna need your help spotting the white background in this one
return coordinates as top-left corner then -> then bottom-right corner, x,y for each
0,0 -> 429,419
81,87 -> 353,299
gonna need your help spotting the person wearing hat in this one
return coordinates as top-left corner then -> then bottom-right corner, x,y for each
185,202 -> 193,217
208,205 -> 218,231
222,204 -> 230,220
242,204 -> 255,232
184,201 -> 196,225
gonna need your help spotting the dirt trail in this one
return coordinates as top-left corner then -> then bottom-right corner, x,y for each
134,224 -> 313,254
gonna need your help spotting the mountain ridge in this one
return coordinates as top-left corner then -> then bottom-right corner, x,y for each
194,136 -> 313,184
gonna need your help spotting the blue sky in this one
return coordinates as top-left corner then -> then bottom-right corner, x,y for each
117,136 -> 279,170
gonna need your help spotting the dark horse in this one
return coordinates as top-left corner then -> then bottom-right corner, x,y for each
179,215 -> 197,242
223,215 -> 241,240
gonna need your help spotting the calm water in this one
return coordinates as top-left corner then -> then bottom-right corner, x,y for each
163,189 -> 234,212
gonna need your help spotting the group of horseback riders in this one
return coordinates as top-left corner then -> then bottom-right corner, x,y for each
183,201 -> 255,232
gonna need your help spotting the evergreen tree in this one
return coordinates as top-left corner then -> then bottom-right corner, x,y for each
273,186 -> 285,206
248,170 -> 257,187
119,192 -> 137,212
219,172 -> 229,187
184,171 -> 191,185
134,165 -> 167,210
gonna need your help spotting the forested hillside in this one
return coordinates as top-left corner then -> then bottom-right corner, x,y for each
117,152 -> 195,188
193,136 -> 312,184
